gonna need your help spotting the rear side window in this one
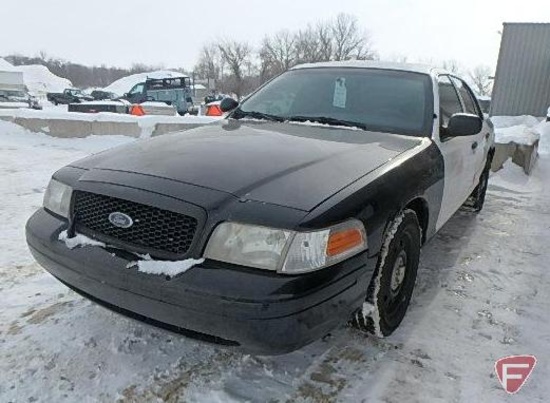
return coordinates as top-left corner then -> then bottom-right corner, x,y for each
450,77 -> 480,116
438,75 -> 462,128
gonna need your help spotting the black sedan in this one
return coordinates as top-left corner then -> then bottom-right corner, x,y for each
26,61 -> 495,354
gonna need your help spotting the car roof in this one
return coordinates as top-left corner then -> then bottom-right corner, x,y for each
291,60 -> 447,76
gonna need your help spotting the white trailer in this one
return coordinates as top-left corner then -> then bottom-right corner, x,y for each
0,70 -> 26,91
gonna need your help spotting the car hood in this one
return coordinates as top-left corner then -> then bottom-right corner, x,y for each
70,121 -> 424,211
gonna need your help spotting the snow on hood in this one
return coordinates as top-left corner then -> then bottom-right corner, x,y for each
104,70 -> 188,95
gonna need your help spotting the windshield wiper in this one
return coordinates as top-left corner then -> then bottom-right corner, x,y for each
286,115 -> 367,130
231,108 -> 284,122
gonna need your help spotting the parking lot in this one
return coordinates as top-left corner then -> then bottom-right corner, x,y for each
1,121 -> 548,402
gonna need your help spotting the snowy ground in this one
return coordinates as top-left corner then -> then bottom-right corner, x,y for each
1,121 -> 549,402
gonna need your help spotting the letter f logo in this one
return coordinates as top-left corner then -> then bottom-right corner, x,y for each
495,355 -> 537,394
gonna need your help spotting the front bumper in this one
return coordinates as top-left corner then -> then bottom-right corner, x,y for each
26,208 -> 377,355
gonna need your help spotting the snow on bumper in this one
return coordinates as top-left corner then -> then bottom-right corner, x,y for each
25,208 -> 376,354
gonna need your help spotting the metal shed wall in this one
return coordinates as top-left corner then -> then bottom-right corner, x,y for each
491,23 -> 550,117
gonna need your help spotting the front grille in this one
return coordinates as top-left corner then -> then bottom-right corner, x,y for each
73,191 -> 198,256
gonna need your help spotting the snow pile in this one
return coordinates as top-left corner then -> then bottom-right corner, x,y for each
0,57 -> 14,70
491,115 -> 545,146
58,230 -> 106,249
128,257 -> 205,277
0,58 -> 72,97
491,115 -> 540,129
494,125 -> 540,146
17,65 -> 72,96
104,70 -> 188,96
0,57 -> 13,71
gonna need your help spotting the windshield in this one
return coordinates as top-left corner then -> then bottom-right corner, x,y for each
237,68 -> 434,136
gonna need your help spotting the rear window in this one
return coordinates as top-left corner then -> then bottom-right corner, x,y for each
239,68 -> 434,136
146,78 -> 190,90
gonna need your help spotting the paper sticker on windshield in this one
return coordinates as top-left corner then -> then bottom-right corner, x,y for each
333,78 -> 347,109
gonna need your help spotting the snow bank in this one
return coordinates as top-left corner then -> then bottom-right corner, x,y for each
104,70 -> 188,95
490,115 -> 541,129
494,125 -> 540,146
0,59 -> 72,97
128,257 -> 205,277
0,57 -> 14,70
17,65 -> 72,96
0,119 -> 134,153
491,115 -> 547,147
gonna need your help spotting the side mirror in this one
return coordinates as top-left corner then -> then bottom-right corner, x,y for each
220,97 -> 239,113
446,113 -> 482,137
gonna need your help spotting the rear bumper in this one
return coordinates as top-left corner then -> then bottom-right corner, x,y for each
26,208 -> 377,355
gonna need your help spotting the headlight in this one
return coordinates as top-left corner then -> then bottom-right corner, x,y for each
43,179 -> 73,218
204,219 -> 367,274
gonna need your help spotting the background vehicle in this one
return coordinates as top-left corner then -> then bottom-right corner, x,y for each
47,88 -> 93,105
0,71 -> 42,109
0,89 -> 42,110
90,90 -> 119,101
477,95 -> 491,115
122,75 -> 193,115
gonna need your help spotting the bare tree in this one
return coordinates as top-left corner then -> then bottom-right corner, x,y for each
331,14 -> 376,61
195,44 -> 223,80
441,59 -> 463,75
316,21 -> 334,61
217,40 -> 252,98
259,30 -> 298,82
469,65 -> 493,97
294,25 -> 323,64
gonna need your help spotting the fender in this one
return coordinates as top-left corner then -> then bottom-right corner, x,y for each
299,138 -> 445,258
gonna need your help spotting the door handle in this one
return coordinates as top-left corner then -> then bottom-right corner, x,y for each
471,141 -> 478,150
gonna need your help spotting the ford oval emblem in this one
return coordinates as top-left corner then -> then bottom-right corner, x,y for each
108,212 -> 133,229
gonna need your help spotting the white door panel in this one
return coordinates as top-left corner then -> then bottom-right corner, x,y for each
434,74 -> 485,230
436,136 -> 475,229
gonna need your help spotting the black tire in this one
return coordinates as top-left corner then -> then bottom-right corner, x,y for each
465,161 -> 490,212
352,209 -> 421,337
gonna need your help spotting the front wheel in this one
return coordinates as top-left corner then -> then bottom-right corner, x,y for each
352,209 -> 421,337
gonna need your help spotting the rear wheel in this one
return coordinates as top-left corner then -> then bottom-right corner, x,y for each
464,159 -> 491,212
352,209 -> 421,337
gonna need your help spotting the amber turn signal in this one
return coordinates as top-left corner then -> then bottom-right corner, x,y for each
326,228 -> 364,257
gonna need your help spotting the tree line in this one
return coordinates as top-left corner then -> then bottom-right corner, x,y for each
3,13 -> 493,97
3,53 -> 173,89
195,13 -> 377,97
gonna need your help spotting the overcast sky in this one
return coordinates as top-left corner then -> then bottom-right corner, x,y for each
1,0 -> 547,72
